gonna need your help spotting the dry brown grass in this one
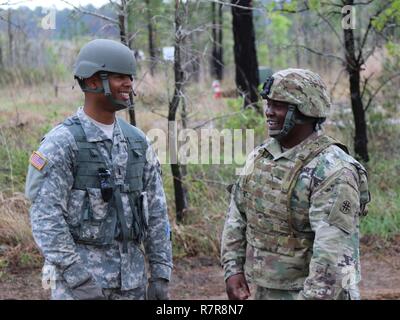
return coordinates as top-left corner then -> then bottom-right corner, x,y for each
1,62 -> 396,264
0,191 -> 43,271
0,192 -> 34,247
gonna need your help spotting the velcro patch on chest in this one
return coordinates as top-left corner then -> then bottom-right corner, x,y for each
29,151 -> 48,171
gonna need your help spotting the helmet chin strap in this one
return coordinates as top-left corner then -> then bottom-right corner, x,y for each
269,105 -> 320,140
77,73 -> 134,111
269,105 -> 297,141
99,73 -> 133,111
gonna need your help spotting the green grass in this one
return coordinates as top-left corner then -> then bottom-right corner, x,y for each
359,122 -> 400,238
0,82 -> 399,261
0,123 -> 49,192
162,163 -> 234,258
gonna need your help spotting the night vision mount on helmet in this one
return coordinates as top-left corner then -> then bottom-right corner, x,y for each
74,39 -> 136,111
260,68 -> 331,140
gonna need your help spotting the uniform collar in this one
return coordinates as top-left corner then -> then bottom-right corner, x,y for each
263,130 -> 324,161
76,107 -> 124,143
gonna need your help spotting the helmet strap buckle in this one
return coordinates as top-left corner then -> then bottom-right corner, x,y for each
99,72 -> 112,97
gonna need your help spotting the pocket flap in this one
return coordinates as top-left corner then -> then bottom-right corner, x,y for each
87,188 -> 109,220
66,189 -> 86,226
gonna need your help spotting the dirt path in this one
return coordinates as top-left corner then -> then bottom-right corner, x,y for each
1,240 -> 399,300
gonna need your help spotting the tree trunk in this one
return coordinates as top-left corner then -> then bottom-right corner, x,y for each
8,9 -> 13,66
0,43 -> 3,67
343,0 -> 369,162
119,2 -> 136,126
321,34 -> 327,74
169,0 -> 189,223
211,1 -> 217,78
302,15 -> 312,68
231,0 -> 261,113
211,2 -> 224,80
294,14 -> 300,68
217,3 -> 224,80
180,89 -> 188,177
145,0 -> 157,76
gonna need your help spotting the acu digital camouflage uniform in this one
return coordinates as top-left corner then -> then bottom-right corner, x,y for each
25,107 -> 173,300
221,69 -> 370,300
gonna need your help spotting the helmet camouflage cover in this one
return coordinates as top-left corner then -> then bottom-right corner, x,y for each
261,68 -> 331,119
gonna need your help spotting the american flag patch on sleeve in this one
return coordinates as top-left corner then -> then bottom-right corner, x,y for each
30,151 -> 47,171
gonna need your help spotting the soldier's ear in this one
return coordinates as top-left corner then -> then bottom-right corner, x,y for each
85,74 -> 100,89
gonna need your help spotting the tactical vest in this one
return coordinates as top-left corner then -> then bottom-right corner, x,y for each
64,116 -> 147,252
242,134 -> 349,290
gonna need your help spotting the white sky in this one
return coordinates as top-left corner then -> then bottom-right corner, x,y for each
2,0 -> 110,10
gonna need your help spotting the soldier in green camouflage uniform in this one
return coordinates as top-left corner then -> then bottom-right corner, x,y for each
221,68 -> 370,300
25,39 -> 172,300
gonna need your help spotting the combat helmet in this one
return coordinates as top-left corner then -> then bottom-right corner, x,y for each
74,38 -> 136,110
260,68 -> 331,139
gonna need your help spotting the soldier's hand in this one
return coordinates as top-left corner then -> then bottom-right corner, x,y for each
70,276 -> 106,300
147,278 -> 169,300
226,273 -> 250,300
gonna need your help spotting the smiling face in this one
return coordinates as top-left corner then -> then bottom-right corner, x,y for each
84,72 -> 133,111
264,98 -> 289,136
108,73 -> 133,102
264,97 -> 316,148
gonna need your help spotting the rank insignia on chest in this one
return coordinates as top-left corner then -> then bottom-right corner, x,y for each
30,151 -> 47,171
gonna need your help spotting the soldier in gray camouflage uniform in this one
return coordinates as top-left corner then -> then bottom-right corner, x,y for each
221,68 -> 370,300
25,39 -> 172,300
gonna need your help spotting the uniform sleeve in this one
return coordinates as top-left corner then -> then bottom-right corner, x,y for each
220,179 -> 247,281
26,131 -> 92,288
142,144 -> 173,281
298,166 -> 362,300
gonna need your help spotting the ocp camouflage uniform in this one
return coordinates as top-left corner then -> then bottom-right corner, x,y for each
221,130 -> 370,300
25,107 -> 173,300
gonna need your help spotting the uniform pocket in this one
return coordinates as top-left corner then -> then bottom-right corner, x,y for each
65,189 -> 86,227
244,245 -> 310,290
77,188 -> 110,244
86,188 -> 109,221
140,192 -> 149,228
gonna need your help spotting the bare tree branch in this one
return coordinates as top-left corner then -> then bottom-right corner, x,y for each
320,0 -> 343,8
352,0 -> 376,6
192,110 -> 244,130
357,19 -> 373,64
315,9 -> 345,48
356,1 -> 392,64
149,108 -> 168,119
0,1 -> 27,6
364,72 -> 400,111
0,9 -> 27,36
284,44 -> 346,64
94,22 -> 118,35
330,67 -> 347,100
200,0 -> 264,12
271,0 -> 310,13
360,71 -> 375,100
127,28 -> 142,42
61,0 -> 119,24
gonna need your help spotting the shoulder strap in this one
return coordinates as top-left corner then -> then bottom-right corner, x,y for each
282,134 -> 348,236
63,116 -> 108,189
63,116 -> 85,141
117,117 -> 147,146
